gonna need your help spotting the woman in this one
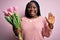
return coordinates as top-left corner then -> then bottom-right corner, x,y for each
14,1 -> 55,40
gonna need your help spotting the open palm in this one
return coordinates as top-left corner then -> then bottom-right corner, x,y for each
48,12 -> 55,24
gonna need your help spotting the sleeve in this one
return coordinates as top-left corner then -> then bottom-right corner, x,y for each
42,17 -> 52,37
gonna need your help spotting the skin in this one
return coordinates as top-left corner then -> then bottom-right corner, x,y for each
27,2 -> 38,18
47,12 -> 55,29
48,12 -> 55,24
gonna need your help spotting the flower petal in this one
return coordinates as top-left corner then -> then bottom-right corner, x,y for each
7,7 -> 13,13
13,7 -> 16,11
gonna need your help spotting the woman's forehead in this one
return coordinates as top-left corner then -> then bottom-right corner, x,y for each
28,2 -> 37,7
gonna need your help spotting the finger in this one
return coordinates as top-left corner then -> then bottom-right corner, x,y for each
48,12 -> 53,18
52,16 -> 55,20
53,16 -> 55,22
45,17 -> 49,23
53,16 -> 55,19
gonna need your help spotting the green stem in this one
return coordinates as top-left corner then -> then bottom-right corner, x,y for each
18,29 -> 23,40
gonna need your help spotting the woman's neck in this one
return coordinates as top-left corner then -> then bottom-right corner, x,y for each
27,16 -> 40,19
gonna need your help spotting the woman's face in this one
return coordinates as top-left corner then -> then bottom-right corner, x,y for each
27,2 -> 38,18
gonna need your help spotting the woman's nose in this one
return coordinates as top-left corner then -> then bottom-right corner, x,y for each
31,7 -> 34,11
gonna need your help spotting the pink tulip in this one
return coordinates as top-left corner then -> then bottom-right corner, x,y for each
3,7 -> 17,16
7,7 -> 17,13
7,7 -> 13,13
4,13 -> 10,16
3,10 -> 10,16
13,7 -> 16,11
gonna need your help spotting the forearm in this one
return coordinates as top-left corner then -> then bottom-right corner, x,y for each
44,23 -> 54,37
42,23 -> 53,37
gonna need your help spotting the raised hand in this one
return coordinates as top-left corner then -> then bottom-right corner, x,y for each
48,12 -> 55,24
45,12 -> 55,29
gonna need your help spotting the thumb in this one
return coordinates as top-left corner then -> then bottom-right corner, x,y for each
45,17 -> 49,23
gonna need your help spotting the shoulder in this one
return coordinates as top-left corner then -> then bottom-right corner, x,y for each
39,16 -> 45,20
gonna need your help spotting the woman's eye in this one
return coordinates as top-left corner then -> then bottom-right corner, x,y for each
33,7 -> 36,9
28,7 -> 31,8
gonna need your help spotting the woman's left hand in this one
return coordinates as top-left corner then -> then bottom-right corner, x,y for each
45,12 -> 55,29
47,12 -> 55,24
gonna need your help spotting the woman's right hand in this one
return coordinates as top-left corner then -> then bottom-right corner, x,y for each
13,27 -> 18,36
13,27 -> 21,36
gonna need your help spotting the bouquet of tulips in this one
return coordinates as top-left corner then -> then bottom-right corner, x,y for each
3,7 -> 23,40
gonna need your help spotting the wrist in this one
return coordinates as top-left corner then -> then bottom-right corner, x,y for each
48,23 -> 54,29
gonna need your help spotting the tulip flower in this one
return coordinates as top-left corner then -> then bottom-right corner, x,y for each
3,7 -> 23,40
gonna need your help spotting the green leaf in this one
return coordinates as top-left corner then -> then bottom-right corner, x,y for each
5,16 -> 12,24
12,14 -> 19,29
14,13 -> 20,24
10,13 -> 21,30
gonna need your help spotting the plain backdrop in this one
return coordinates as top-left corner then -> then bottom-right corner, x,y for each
0,0 -> 60,40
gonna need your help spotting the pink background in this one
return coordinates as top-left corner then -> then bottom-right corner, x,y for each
0,0 -> 60,40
